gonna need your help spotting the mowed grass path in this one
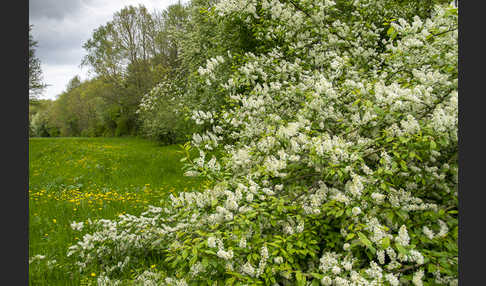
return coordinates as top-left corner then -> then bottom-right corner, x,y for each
29,137 -> 204,285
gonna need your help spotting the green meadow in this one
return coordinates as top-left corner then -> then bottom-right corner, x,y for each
29,137 -> 204,285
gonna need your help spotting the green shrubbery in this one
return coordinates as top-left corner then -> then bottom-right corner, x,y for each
137,79 -> 192,144
66,1 -> 457,285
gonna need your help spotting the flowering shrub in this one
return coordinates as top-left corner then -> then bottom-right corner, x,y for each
138,0 -> 265,144
137,78 -> 194,144
68,1 -> 457,285
30,111 -> 49,137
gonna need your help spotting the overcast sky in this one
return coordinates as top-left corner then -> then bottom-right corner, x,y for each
29,0 -> 184,100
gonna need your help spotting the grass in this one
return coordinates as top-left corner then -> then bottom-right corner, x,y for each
29,137 -> 205,285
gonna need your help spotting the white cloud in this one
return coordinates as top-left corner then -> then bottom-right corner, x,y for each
40,64 -> 90,100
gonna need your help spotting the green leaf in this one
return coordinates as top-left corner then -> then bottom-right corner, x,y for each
345,233 -> 355,241
358,232 -> 373,249
225,277 -> 236,285
428,264 -> 437,273
202,257 -> 209,268
395,243 -> 407,255
400,160 -> 408,170
310,273 -> 324,279
182,249 -> 189,259
381,237 -> 390,249
295,271 -> 306,286
335,209 -> 344,217
189,255 -> 197,266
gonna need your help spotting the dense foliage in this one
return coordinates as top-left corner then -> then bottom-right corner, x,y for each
65,0 -> 458,285
31,0 -> 286,142
137,76 -> 192,144
29,78 -> 118,137
136,0 -> 264,143
30,4 -> 190,138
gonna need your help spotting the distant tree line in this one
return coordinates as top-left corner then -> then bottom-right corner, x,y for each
30,4 -> 183,138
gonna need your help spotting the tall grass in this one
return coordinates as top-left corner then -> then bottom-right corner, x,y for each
29,137 -> 204,285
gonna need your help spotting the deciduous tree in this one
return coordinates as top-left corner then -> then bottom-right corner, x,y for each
29,25 -> 47,100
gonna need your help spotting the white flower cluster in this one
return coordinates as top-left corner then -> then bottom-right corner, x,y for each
29,254 -> 46,264
396,225 -> 410,246
69,1 -> 457,284
198,56 -> 225,81
70,221 -> 84,231
241,261 -> 256,277
133,271 -> 163,286
191,110 -> 215,125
